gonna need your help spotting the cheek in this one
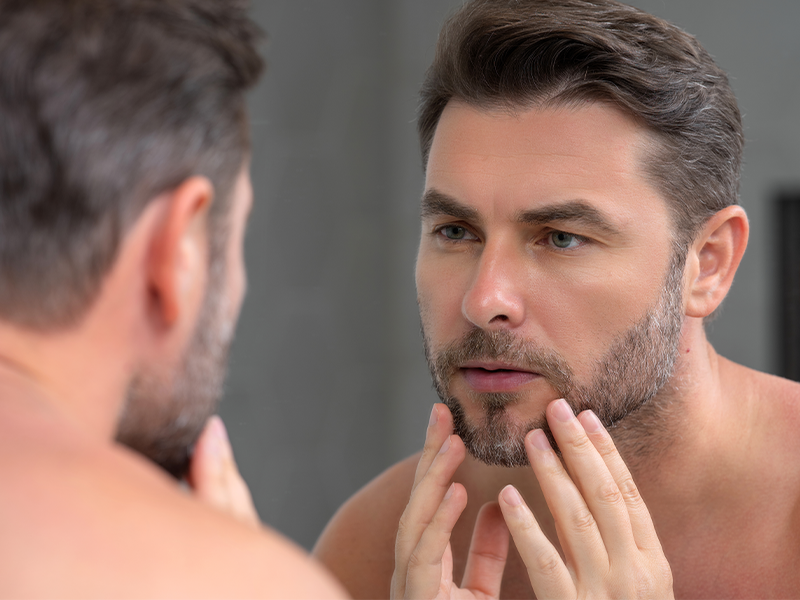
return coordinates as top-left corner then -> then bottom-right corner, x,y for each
416,257 -> 467,341
534,257 -> 671,359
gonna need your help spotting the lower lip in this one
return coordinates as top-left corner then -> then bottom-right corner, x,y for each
461,368 -> 540,393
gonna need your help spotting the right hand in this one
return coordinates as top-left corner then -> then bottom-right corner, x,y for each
391,403 -> 510,599
186,415 -> 261,530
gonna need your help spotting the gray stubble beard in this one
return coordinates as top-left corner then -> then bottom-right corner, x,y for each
423,251 -> 686,468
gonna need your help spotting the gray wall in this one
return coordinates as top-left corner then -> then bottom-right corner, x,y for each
218,0 -> 800,550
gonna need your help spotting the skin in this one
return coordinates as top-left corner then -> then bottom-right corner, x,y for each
313,102 -> 800,599
0,167 -> 345,599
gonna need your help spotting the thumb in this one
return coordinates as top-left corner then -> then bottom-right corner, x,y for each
187,415 -> 261,529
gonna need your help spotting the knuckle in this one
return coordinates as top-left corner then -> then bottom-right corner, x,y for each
613,557 -> 673,599
616,475 -> 643,504
569,506 -> 597,535
406,547 -> 431,572
395,512 -> 417,541
594,434 -> 620,459
564,430 -> 595,454
595,478 -> 624,507
529,547 -> 563,579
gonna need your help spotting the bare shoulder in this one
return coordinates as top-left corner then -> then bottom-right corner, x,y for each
0,406 -> 344,599
730,357 -> 800,424
313,453 -> 420,600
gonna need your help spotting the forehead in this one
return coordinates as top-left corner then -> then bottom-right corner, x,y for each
424,101 -> 668,227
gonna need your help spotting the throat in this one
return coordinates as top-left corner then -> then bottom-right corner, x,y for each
606,382 -> 686,476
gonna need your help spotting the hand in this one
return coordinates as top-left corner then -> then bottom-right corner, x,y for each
391,404 -> 510,599
498,399 -> 674,599
186,415 -> 261,530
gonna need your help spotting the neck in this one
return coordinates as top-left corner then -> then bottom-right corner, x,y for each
0,316 -> 132,441
612,318 -> 729,484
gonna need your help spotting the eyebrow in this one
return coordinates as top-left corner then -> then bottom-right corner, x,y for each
421,189 -> 621,237
421,190 -> 479,221
517,202 -> 622,237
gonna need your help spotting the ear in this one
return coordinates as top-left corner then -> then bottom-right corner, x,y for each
147,176 -> 214,328
684,205 -> 749,318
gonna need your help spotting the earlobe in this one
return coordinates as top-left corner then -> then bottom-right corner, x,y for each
147,176 -> 214,328
685,205 -> 749,318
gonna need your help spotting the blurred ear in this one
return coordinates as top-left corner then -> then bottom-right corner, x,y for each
146,176 -> 213,328
684,205 -> 749,318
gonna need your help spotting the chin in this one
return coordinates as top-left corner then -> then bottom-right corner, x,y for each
443,393 -> 547,468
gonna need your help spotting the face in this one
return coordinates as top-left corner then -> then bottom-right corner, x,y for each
116,166 -> 252,478
417,102 -> 685,466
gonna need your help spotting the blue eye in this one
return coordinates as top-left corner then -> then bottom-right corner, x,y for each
549,231 -> 581,249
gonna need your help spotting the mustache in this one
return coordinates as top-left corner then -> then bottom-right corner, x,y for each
427,327 -> 575,399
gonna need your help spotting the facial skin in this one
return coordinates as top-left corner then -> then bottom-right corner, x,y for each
116,168 -> 252,478
417,101 -> 686,466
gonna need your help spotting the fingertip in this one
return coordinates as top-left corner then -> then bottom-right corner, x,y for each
428,403 -> 439,428
577,409 -> 605,435
438,402 -> 455,431
444,482 -> 455,500
526,428 -> 552,452
477,499 -> 503,519
500,484 -> 523,508
443,482 -> 468,512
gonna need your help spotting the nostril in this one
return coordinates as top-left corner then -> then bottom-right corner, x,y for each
489,314 -> 510,323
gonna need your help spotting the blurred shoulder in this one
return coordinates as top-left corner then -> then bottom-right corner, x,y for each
313,453 -> 420,600
0,403 -> 344,598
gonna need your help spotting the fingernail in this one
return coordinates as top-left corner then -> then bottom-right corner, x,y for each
581,410 -> 603,433
530,429 -> 552,452
437,436 -> 451,455
552,398 -> 575,422
210,415 -> 229,441
444,483 -> 455,500
208,416 -> 229,457
429,404 -> 438,427
501,484 -> 523,507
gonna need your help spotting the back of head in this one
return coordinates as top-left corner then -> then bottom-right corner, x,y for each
0,0 -> 263,329
419,0 -> 743,248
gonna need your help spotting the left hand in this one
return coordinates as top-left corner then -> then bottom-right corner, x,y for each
497,399 -> 674,599
186,415 -> 261,529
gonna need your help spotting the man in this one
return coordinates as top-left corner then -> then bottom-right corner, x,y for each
0,0 -> 343,596
314,0 -> 800,598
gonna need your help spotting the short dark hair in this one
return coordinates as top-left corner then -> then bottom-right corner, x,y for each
0,0 -> 263,329
419,0 -> 743,248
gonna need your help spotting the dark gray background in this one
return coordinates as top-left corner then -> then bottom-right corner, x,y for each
218,0 -> 800,550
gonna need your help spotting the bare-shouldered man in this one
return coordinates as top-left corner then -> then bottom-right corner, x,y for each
0,1 -> 344,597
314,1 -> 800,598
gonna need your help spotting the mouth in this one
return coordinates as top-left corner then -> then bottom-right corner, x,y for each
459,361 -> 541,393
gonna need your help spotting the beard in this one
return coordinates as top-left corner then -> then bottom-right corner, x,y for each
115,255 -> 234,479
423,251 -> 685,468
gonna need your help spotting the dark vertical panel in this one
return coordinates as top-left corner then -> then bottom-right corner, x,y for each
778,193 -> 800,381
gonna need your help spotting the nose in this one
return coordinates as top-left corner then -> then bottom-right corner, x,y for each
461,243 -> 525,330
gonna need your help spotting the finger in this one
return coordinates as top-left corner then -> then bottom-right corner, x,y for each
546,400 -> 637,560
394,434 -> 467,591
525,426 -> 608,576
460,502 -> 509,597
498,485 -> 575,599
412,403 -> 454,492
577,410 -> 663,553
188,416 -> 261,529
401,483 -> 467,600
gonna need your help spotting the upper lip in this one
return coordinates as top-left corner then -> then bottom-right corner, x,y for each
460,360 -> 537,373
